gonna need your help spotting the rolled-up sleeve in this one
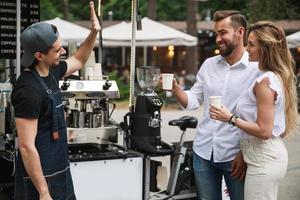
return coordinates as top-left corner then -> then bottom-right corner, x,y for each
185,68 -> 205,110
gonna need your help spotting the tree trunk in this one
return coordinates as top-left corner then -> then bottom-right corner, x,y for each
147,0 -> 157,20
186,0 -> 198,74
63,0 -> 69,20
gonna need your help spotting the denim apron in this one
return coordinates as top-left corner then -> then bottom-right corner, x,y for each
14,69 -> 76,200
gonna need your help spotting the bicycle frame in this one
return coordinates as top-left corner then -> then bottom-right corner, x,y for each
144,129 -> 197,200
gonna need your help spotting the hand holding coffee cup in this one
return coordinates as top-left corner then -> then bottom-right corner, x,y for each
209,96 -> 222,120
209,98 -> 234,123
208,96 -> 222,109
161,73 -> 174,90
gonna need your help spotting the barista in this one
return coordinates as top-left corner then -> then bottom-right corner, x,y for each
11,2 -> 100,199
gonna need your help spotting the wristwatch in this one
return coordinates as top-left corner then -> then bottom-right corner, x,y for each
228,115 -> 239,126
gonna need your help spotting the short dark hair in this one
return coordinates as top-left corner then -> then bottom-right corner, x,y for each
213,10 -> 248,44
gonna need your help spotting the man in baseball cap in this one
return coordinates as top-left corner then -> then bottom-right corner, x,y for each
12,2 -> 100,199
20,22 -> 59,67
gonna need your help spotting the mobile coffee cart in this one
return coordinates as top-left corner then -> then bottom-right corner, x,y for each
0,0 -> 198,199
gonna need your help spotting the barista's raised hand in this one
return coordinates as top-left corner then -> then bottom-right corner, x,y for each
89,1 -> 101,32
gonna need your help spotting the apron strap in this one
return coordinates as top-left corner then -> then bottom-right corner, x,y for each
27,68 -> 61,140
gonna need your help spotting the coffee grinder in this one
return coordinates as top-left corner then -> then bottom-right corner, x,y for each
124,66 -> 173,155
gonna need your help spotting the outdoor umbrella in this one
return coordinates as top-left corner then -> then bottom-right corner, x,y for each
44,17 -> 99,46
102,17 -> 197,47
287,31 -> 300,48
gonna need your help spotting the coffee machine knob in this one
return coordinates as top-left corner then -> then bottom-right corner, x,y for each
61,79 -> 70,91
153,99 -> 162,106
103,80 -> 112,90
149,118 -> 160,128
157,101 -> 162,106
154,111 -> 160,118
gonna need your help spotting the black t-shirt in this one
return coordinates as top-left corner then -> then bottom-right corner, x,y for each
11,61 -> 67,121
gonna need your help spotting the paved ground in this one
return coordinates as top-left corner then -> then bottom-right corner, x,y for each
111,103 -> 300,200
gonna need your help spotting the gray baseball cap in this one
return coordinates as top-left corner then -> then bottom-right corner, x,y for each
20,22 -> 59,67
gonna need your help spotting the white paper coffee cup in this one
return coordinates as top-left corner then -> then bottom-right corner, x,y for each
209,96 -> 222,108
93,63 -> 102,77
84,67 -> 93,80
162,73 -> 174,90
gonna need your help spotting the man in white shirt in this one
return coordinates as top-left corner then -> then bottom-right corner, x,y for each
171,11 -> 258,200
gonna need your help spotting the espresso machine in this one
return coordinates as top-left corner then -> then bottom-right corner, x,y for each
59,80 -> 144,200
0,83 -> 14,151
0,83 -> 12,138
59,79 -> 120,144
124,66 -> 173,155
0,83 -> 15,198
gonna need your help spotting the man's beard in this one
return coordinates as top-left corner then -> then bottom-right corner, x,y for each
219,42 -> 235,57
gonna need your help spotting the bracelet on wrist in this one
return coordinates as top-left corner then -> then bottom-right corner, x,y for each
228,115 -> 234,123
228,115 -> 239,126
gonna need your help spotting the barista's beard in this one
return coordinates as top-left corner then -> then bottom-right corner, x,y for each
50,59 -> 60,68
49,64 -> 56,68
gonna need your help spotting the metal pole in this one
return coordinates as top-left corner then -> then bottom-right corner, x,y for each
143,156 -> 150,200
143,46 -> 147,66
16,0 -> 21,78
98,0 -> 103,64
122,47 -> 126,66
129,0 -> 137,112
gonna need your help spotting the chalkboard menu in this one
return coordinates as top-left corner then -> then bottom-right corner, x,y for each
0,0 -> 40,58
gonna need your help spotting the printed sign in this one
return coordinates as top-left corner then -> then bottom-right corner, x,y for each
0,0 -> 40,58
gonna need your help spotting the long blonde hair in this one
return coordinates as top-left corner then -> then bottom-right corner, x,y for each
248,21 -> 298,136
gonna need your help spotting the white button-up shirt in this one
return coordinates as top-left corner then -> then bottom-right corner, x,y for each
185,51 -> 259,162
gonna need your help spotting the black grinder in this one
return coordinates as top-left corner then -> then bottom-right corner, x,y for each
123,66 -> 173,155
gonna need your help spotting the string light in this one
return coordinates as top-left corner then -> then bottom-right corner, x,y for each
214,49 -> 220,55
168,50 -> 175,58
167,45 -> 175,58
168,45 -> 174,51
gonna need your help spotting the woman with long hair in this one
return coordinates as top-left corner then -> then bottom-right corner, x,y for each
209,21 -> 298,200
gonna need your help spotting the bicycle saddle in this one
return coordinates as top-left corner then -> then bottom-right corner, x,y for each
168,116 -> 198,131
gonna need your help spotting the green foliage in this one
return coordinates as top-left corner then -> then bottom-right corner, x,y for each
68,1 -> 90,21
108,71 -> 129,101
246,0 -> 300,22
40,0 -> 63,20
39,0 -> 300,22
202,0 -> 248,16
103,0 -> 185,21
156,0 -> 186,20
40,0 -> 91,21
103,0 -> 147,20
